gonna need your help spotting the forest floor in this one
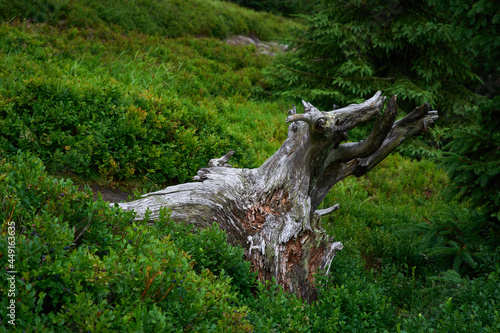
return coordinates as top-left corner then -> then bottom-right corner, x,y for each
78,182 -> 133,203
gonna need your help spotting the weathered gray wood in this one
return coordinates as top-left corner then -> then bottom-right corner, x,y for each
118,91 -> 438,300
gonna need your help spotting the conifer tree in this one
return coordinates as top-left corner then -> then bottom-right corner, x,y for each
266,0 -> 496,118
441,96 -> 500,225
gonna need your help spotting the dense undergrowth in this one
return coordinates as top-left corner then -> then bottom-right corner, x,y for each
0,152 -> 256,331
0,0 -> 302,40
1,0 -> 499,332
2,150 -> 498,332
0,21 -> 289,188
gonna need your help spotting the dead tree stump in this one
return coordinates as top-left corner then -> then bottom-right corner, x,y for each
118,92 -> 438,300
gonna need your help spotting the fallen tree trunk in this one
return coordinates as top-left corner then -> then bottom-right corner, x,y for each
118,92 -> 438,300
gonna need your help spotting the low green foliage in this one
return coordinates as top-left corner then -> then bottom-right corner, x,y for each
0,21 -> 289,185
321,154 -> 450,265
0,152 -> 254,332
0,0 -> 302,40
226,0 -> 316,17
408,218 -> 474,276
1,1 -> 499,331
156,219 -> 258,298
243,279 -> 313,332
402,265 -> 500,332
6,148 -> 497,332
313,256 -> 397,332
319,153 -> 499,331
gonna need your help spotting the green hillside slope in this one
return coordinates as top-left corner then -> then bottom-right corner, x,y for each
0,1 -> 498,332
0,21 -> 290,186
0,0 -> 302,39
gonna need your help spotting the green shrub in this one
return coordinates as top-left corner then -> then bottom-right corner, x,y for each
317,147 -> 499,331
1,75 -> 233,183
401,265 -> 500,332
0,22 -> 290,185
0,152 -> 253,331
0,0 -> 302,40
171,222 -> 258,298
321,154 -> 451,268
312,255 -> 397,332
226,0 -> 317,17
151,214 -> 258,298
243,278 -> 314,332
401,209 -> 484,275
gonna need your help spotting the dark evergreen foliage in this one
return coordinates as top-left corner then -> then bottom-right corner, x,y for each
441,96 -> 500,224
265,0 -> 497,118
